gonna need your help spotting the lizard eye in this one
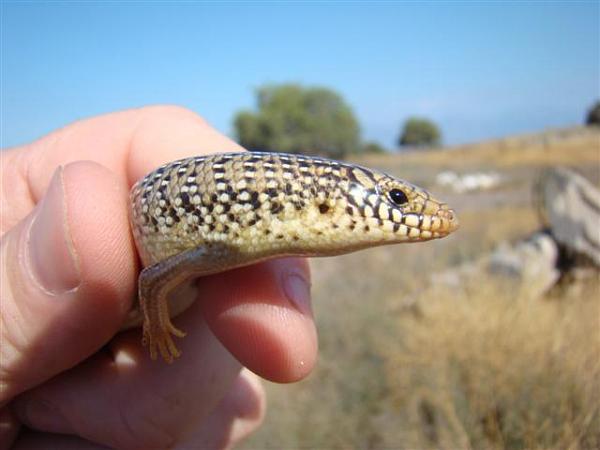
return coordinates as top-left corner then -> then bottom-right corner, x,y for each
388,189 -> 409,206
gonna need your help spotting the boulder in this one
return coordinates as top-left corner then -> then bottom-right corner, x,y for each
538,167 -> 600,267
488,232 -> 560,298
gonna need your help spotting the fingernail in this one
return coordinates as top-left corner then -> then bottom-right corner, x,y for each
27,167 -> 81,294
281,260 -> 312,316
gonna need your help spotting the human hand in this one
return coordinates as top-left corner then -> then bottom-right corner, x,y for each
0,106 -> 317,449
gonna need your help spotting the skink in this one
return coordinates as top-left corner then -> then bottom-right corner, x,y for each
125,151 -> 459,362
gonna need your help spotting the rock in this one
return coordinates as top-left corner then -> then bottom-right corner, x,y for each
488,232 -> 560,298
538,167 -> 600,266
436,170 -> 502,193
427,166 -> 599,303
430,233 -> 560,300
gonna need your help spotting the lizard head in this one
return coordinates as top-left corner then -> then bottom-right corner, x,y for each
335,165 -> 459,245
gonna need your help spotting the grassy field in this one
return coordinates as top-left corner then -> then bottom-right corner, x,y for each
240,127 -> 600,450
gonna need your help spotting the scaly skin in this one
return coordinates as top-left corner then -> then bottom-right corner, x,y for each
126,151 -> 459,362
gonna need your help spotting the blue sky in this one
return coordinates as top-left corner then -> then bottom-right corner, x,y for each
2,1 -> 598,149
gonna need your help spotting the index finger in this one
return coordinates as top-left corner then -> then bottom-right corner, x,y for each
2,105 -> 244,234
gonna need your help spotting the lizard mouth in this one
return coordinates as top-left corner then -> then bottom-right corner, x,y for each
395,207 -> 459,241
418,206 -> 458,239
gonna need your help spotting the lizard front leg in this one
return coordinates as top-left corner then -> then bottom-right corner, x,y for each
138,245 -> 234,363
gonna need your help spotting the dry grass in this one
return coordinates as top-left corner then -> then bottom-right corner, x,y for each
356,126 -> 600,170
451,205 -> 539,259
383,278 -> 600,449
239,127 -> 600,450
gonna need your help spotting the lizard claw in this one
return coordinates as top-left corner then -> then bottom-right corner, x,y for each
142,319 -> 186,363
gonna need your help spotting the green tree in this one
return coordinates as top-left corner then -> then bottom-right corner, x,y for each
234,84 -> 361,158
398,117 -> 441,148
362,141 -> 387,154
585,100 -> 600,126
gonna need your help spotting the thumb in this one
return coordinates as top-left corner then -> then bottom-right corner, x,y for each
1,162 -> 136,403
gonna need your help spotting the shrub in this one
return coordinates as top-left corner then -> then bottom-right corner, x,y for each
398,117 -> 441,148
585,101 -> 600,126
362,141 -> 387,154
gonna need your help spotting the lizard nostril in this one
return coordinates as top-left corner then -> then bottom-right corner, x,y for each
436,207 -> 459,232
446,209 -> 459,231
